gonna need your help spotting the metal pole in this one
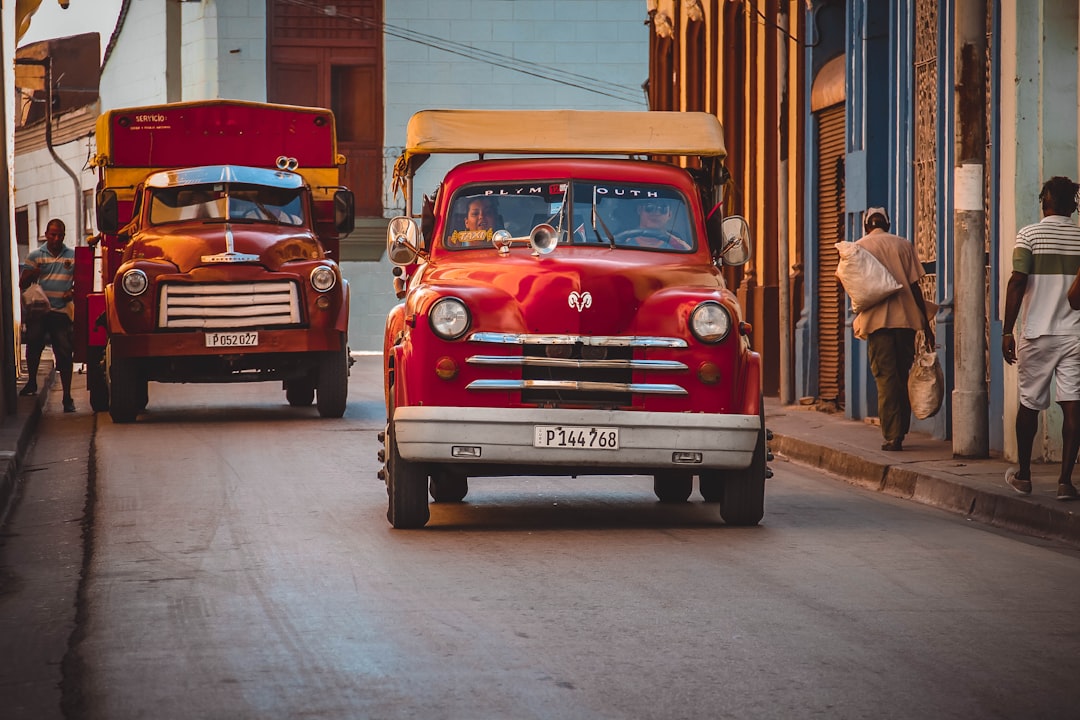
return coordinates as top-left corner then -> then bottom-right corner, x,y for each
776,2 -> 792,404
952,0 -> 989,457
0,12 -> 18,415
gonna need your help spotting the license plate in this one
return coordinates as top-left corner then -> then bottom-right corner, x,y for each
534,425 -> 619,450
205,331 -> 259,348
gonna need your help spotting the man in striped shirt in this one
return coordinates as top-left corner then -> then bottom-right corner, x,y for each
1003,176 -> 1080,501
19,218 -> 76,413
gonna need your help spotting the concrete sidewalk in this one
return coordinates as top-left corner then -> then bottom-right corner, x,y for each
0,358 -> 55,527
766,397 -> 1080,547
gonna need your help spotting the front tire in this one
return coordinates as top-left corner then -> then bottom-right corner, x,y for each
316,342 -> 349,418
711,401 -> 767,526
106,344 -> 145,424
385,397 -> 430,528
87,345 -> 109,412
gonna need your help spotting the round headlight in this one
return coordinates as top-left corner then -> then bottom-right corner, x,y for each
310,265 -> 337,292
690,301 -> 732,343
121,269 -> 148,296
429,297 -> 470,340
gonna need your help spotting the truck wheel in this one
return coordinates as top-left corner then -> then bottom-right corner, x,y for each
653,471 -> 693,503
385,403 -> 430,528
107,346 -> 144,424
87,346 -> 109,412
716,402 -> 767,526
699,474 -> 723,503
316,344 -> 348,418
429,471 -> 468,503
286,378 -> 315,407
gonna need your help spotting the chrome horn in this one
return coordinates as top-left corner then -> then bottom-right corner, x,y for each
275,156 -> 300,171
529,223 -> 559,256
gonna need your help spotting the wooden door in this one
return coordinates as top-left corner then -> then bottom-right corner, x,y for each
267,0 -> 383,216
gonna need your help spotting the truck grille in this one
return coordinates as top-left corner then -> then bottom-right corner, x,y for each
465,332 -> 689,408
158,281 -> 302,329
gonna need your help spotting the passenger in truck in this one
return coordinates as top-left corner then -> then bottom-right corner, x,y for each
448,196 -> 502,247
620,199 -> 692,250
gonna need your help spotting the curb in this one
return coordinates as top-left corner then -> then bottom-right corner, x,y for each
771,431 -> 1080,548
0,362 -> 53,527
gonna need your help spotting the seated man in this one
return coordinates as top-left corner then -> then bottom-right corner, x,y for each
620,199 -> 691,250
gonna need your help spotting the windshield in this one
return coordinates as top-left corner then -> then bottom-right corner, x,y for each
148,183 -> 306,227
443,181 -> 694,251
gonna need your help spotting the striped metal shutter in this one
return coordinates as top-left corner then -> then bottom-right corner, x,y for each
816,104 -> 846,405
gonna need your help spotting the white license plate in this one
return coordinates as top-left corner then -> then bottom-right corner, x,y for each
534,425 -> 619,450
205,331 -> 259,348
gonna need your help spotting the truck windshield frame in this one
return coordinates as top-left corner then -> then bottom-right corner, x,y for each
443,180 -> 695,252
148,183 -> 307,227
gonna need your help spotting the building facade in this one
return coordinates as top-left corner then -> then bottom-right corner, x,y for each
12,0 -> 649,353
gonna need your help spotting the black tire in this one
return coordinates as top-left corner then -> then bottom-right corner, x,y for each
107,344 -> 144,424
717,401 -> 767,526
286,378 -> 316,407
316,342 -> 349,418
385,396 -> 429,528
653,471 -> 693,503
429,471 -> 468,503
87,345 -> 109,412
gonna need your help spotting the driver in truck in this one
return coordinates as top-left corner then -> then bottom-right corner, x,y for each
621,198 -> 692,250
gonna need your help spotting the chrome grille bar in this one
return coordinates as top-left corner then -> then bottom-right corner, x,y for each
469,332 -> 687,348
466,379 -> 688,395
467,355 -> 687,371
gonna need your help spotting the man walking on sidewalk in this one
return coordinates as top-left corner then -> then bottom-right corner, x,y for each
19,218 -> 76,413
1003,176 -> 1080,501
852,207 -> 935,451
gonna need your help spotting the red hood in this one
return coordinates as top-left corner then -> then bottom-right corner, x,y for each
418,248 -> 728,335
124,221 -> 325,272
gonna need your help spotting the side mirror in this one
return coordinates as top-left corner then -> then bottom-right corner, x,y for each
718,215 -> 752,266
97,189 -> 119,235
333,190 -> 355,236
386,216 -> 422,266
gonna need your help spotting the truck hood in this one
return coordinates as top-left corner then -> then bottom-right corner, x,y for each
419,251 -> 728,336
124,222 -> 326,272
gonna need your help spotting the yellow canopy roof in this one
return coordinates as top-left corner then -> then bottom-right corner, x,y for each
400,109 -> 727,173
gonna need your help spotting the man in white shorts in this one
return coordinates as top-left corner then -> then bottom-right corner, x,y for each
1002,175 -> 1080,501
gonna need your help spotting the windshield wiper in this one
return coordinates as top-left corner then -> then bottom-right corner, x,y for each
591,186 -> 616,248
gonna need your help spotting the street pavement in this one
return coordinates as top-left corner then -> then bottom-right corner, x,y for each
0,361 -> 1076,547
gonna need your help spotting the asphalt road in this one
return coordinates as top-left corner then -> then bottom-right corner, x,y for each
3,356 -> 1080,719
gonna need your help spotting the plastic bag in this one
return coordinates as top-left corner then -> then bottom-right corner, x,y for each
908,342 -> 944,419
834,241 -> 903,313
21,283 -> 50,320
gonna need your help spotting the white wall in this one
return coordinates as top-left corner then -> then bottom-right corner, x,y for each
999,0 -> 1080,462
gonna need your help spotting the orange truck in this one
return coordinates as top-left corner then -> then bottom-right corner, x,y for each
77,100 -> 355,422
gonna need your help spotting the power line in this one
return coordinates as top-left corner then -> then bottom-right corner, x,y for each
277,0 -> 645,105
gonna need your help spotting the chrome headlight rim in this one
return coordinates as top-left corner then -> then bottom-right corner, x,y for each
310,265 -> 337,293
120,268 -> 149,297
690,301 -> 732,344
429,297 -> 471,341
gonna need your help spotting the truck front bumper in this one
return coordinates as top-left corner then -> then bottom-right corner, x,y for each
394,406 -> 760,470
108,327 -> 343,357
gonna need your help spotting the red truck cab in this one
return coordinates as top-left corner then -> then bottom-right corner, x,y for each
381,110 -> 766,528
80,100 -> 355,423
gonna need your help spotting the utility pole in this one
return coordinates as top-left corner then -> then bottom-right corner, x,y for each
776,2 -> 793,405
952,0 -> 989,457
0,11 -> 17,415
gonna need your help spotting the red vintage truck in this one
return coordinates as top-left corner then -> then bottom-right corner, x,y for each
77,100 -> 355,422
381,109 -> 768,528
